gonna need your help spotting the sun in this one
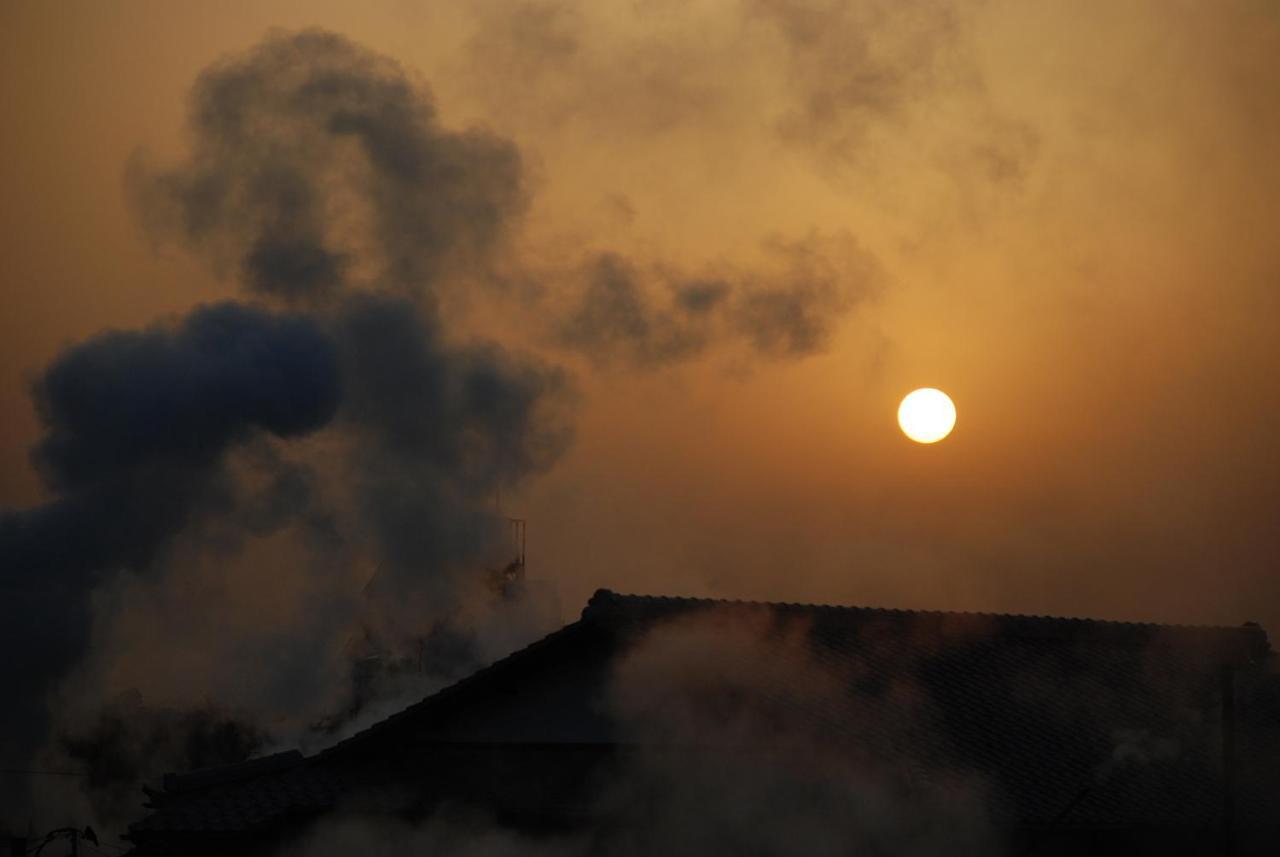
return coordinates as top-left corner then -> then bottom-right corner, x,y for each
897,388 -> 956,444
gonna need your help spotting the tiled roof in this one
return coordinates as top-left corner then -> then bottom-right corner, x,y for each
130,752 -> 341,835
127,589 -> 1275,845
582,589 -> 1270,659
579,591 -> 1272,829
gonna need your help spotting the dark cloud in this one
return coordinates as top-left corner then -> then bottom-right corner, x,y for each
115,27 -> 570,613
336,293 -> 572,599
129,28 -> 526,304
32,303 -> 339,493
557,234 -> 880,367
339,295 -> 569,480
5,301 -> 339,579
1,302 -> 339,818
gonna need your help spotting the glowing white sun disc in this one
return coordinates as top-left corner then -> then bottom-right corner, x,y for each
897,388 -> 956,444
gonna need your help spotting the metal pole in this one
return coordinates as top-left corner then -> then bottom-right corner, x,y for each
1221,666 -> 1236,857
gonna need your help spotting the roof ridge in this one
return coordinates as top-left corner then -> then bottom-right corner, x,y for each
317,616 -> 594,761
584,588 -> 1265,635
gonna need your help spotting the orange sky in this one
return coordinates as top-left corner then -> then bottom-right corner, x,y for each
3,0 -> 1279,646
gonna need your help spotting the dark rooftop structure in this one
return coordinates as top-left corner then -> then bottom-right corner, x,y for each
126,590 -> 1280,856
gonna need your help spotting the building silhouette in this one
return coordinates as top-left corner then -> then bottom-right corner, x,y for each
125,590 -> 1279,856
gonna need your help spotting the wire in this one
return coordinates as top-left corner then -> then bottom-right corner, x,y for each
0,767 -> 86,777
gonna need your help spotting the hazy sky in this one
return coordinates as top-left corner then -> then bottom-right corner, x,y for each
3,0 -> 1279,673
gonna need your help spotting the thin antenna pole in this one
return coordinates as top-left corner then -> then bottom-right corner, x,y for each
1222,666 -> 1236,857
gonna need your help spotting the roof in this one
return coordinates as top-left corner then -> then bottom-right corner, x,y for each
126,590 -> 1276,847
583,589 -> 1270,657
131,752 -> 341,836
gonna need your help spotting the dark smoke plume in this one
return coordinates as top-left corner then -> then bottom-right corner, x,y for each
129,29 -> 524,305
3,29 -> 569,830
3,19 -> 893,834
4,301 -> 339,583
336,292 -> 571,604
33,303 -> 339,499
125,27 -> 571,595
1,304 -> 339,813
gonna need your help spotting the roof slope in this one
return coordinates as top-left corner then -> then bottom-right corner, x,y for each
578,591 -> 1272,829
127,590 -> 1275,846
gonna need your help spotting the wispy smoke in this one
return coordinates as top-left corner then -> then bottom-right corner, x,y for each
754,0 -> 964,158
280,604 -> 1257,856
597,608 -> 995,857
56,692 -> 268,830
285,607 -> 996,857
557,234 -> 881,368
456,0 -> 1034,188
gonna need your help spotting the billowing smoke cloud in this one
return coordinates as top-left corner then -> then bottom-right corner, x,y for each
335,292 -> 570,612
558,234 -> 881,367
2,14 -> 902,834
124,28 -> 573,648
50,309 -> 331,471
129,28 -> 525,304
2,29 -> 568,830
1,303 -> 338,816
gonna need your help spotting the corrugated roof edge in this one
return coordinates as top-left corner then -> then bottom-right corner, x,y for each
134,588 -> 1274,805
583,589 -> 1272,658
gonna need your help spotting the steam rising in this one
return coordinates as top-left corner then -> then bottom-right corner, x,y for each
285,608 -> 996,857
